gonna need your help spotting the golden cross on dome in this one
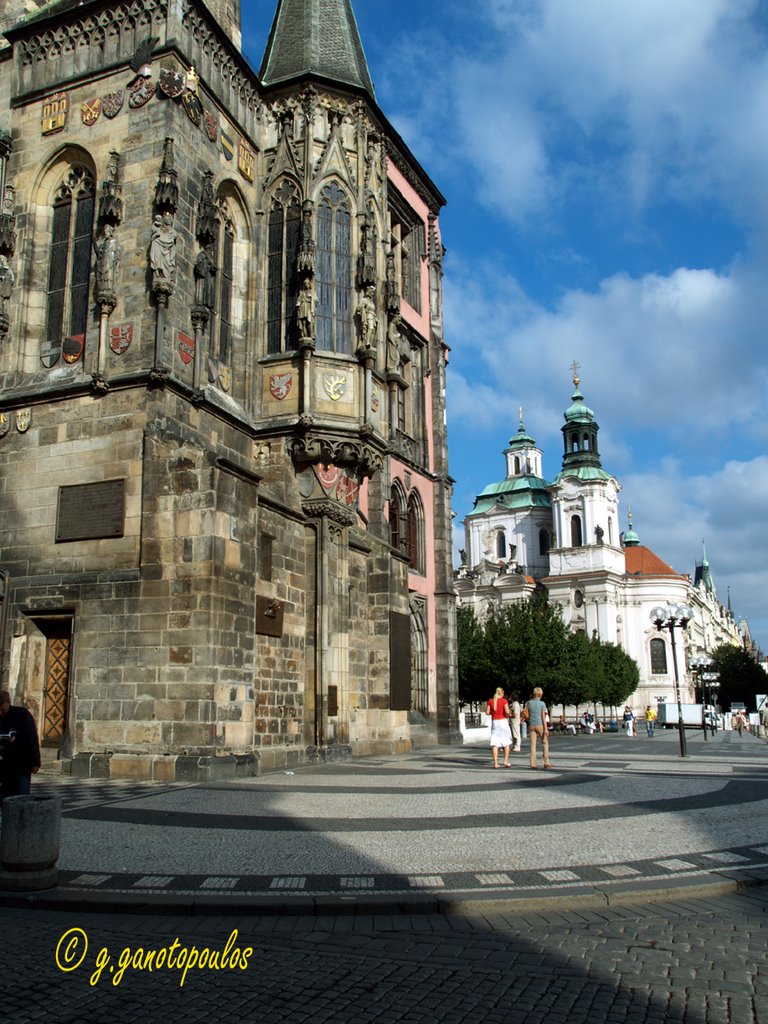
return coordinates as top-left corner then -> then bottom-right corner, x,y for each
570,359 -> 581,386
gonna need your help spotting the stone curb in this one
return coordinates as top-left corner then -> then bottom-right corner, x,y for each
1,869 -> 765,918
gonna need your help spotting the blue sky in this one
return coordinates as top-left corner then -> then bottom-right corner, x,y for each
243,1 -> 768,650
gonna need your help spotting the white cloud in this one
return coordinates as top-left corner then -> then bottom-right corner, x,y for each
445,257 -> 768,460
623,455 -> 768,646
384,0 -> 768,228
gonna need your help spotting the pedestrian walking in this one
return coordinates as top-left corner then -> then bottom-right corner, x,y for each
645,705 -> 657,737
623,705 -> 635,737
734,709 -> 747,737
486,687 -> 512,768
509,691 -> 522,752
0,690 -> 41,800
526,687 -> 553,770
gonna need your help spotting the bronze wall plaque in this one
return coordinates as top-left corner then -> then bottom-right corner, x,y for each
56,479 -> 125,542
256,594 -> 284,637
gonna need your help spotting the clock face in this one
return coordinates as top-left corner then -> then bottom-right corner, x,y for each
573,589 -> 584,608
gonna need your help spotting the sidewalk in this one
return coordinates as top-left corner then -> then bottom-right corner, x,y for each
3,728 -> 768,915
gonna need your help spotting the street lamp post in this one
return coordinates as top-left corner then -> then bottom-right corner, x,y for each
690,654 -> 717,740
650,604 -> 694,758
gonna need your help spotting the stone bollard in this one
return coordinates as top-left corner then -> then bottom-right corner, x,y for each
0,794 -> 61,891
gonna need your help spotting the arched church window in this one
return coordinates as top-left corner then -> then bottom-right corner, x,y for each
570,514 -> 583,546
496,530 -> 506,559
650,637 -> 668,674
389,482 -> 407,554
267,180 -> 300,354
45,165 -> 95,365
316,182 -> 352,353
214,202 -> 235,366
539,529 -> 549,555
407,490 -> 425,573
514,456 -> 520,475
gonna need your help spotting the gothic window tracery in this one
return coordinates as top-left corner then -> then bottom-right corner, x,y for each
407,490 -> 425,573
316,182 -> 352,353
45,166 -> 95,363
267,179 -> 300,354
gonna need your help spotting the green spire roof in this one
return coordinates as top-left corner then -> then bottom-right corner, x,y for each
507,407 -> 537,449
623,509 -> 640,547
259,0 -> 375,98
558,369 -> 605,478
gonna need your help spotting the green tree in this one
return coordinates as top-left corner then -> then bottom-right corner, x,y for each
599,642 -> 640,714
456,606 -> 493,708
711,644 -> 767,710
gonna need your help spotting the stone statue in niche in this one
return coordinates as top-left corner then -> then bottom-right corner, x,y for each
0,254 -> 13,316
94,224 -> 121,296
149,212 -> 177,285
296,277 -> 316,342
194,246 -> 215,309
356,284 -> 377,350
386,314 -> 410,374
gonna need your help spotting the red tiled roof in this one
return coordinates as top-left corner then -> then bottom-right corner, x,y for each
625,545 -> 681,577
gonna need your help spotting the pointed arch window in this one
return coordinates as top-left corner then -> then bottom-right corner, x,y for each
45,166 -> 95,364
316,182 -> 352,353
389,483 -> 405,553
570,514 -> 583,546
407,490 -> 425,573
215,203 -> 235,365
267,181 -> 301,354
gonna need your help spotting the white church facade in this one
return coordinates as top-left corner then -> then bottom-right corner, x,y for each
455,375 -> 743,712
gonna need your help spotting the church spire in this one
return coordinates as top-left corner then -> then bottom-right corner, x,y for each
560,365 -> 603,474
259,0 -> 375,99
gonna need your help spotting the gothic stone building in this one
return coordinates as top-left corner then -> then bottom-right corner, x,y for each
0,0 -> 460,778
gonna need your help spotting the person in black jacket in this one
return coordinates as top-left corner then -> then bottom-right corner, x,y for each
0,690 -> 41,800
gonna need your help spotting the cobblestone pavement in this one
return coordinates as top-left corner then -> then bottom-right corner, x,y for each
3,888 -> 767,1023
12,728 -> 768,910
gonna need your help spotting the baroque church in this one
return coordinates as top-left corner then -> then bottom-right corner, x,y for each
456,373 -> 742,711
0,0 -> 460,778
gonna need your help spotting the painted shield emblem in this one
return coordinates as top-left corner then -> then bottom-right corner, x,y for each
0,413 -> 9,438
178,331 -> 195,365
237,137 -> 255,182
221,132 -> 235,161
81,98 -> 102,126
317,464 -> 340,491
128,78 -> 156,109
42,93 -> 69,135
62,334 -> 84,364
182,92 -> 203,127
110,322 -> 133,355
102,90 -> 125,118
269,373 -> 292,401
322,372 -> 347,402
15,408 -> 31,433
40,344 -> 61,369
337,475 -> 360,507
204,113 -> 218,143
218,365 -> 231,392
159,68 -> 184,98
